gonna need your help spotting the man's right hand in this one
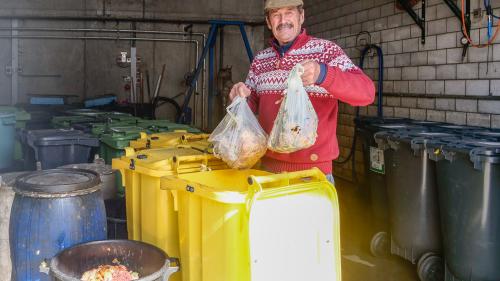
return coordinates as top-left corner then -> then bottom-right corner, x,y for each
229,82 -> 251,101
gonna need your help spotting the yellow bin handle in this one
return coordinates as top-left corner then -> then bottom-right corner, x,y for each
173,154 -> 216,172
248,168 -> 326,191
181,133 -> 211,142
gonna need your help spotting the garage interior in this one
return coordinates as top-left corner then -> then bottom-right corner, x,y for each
0,0 -> 499,281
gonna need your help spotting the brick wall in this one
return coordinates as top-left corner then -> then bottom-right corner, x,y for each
304,0 -> 500,180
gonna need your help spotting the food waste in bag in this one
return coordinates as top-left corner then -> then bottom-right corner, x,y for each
268,63 -> 318,153
209,96 -> 268,169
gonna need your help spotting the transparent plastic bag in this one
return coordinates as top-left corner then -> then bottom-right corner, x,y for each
268,64 -> 318,153
209,96 -> 268,169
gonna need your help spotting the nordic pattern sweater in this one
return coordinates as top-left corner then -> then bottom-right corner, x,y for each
245,30 -> 375,174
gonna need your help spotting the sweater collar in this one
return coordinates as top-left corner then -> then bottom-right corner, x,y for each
269,28 -> 309,57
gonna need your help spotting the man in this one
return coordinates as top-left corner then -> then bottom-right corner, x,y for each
229,0 -> 375,179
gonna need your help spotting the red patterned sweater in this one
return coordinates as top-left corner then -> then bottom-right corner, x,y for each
245,30 -> 375,174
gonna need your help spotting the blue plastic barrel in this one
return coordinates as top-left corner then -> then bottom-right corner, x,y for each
9,169 -> 107,281
0,111 -> 16,170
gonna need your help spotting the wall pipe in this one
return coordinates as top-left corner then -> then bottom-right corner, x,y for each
359,44 -> 384,118
0,15 -> 266,26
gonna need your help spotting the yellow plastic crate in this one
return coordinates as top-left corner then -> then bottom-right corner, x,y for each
111,146 -> 227,281
129,131 -> 211,151
161,168 -> 341,281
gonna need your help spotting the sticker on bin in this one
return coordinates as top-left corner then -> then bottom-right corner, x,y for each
370,146 -> 385,174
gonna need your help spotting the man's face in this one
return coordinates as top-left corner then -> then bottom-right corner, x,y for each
266,6 -> 304,46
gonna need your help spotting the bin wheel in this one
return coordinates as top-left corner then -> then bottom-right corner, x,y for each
417,252 -> 443,281
370,231 -> 389,257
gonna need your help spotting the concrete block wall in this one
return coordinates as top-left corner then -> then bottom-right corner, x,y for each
304,0 -> 500,180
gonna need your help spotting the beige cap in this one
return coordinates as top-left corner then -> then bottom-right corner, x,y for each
264,0 -> 304,11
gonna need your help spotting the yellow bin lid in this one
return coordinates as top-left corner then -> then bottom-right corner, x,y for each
129,131 -> 210,151
112,146 -> 226,177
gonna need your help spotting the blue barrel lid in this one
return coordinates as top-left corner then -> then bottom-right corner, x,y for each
14,168 -> 101,197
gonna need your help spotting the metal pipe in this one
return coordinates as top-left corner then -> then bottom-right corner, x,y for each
0,34 -> 199,42
0,27 -> 206,40
0,15 -> 266,26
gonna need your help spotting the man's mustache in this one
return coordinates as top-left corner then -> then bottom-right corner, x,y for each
277,23 -> 293,30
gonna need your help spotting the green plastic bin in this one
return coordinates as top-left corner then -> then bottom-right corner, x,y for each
137,119 -> 201,134
99,126 -> 144,164
0,106 -> 31,161
0,111 -> 16,169
51,115 -> 96,129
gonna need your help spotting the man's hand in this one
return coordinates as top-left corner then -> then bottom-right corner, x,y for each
229,82 -> 251,101
300,59 -> 321,86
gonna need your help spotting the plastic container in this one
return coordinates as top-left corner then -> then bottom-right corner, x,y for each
9,169 -> 107,281
111,145 -> 227,281
58,160 -> 118,200
374,131 -> 458,281
426,138 -> 500,281
65,108 -> 105,117
0,107 -> 32,161
22,129 -> 100,170
84,94 -> 117,108
47,240 -> 179,281
471,129 -> 500,141
354,116 -> 424,256
99,126 -> 144,164
51,115 -> 97,129
430,124 -> 483,135
137,119 -> 201,134
129,131 -> 210,151
161,168 -> 341,281
97,112 -> 140,124
0,111 -> 17,170
0,172 -> 28,281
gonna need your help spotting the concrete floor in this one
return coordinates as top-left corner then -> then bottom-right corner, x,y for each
335,178 -> 420,281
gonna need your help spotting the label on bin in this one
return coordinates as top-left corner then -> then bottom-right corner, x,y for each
369,146 -> 385,174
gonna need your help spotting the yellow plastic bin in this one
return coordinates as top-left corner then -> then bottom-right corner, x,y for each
129,131 -> 211,151
161,168 -> 341,281
111,146 -> 227,281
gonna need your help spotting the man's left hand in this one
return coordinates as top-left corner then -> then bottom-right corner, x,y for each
300,59 -> 320,86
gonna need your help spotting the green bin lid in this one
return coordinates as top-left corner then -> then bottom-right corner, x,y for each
97,112 -> 138,123
100,126 -> 144,148
52,115 -> 96,127
138,119 -> 201,133
0,106 -> 30,121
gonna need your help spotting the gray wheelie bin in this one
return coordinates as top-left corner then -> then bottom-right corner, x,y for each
427,138 -> 500,281
374,131 -> 459,281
